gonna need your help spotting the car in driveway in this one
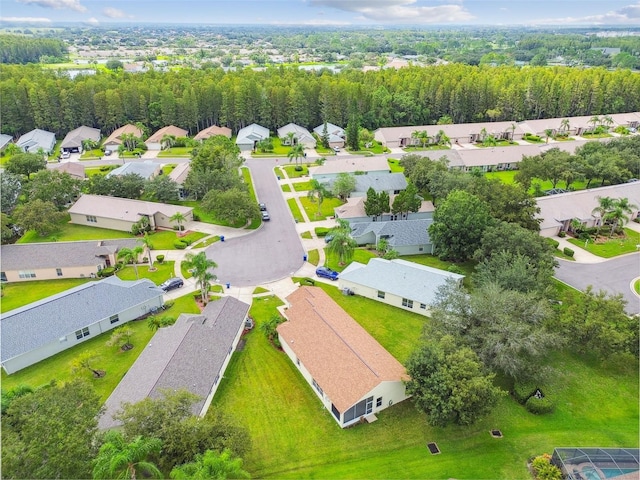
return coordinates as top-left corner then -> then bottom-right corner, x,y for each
316,266 -> 339,281
261,211 -> 270,221
60,151 -> 71,159
333,146 -> 340,153
159,277 -> 184,292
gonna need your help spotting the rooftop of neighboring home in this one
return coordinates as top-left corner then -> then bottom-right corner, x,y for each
0,134 -> 13,150
375,121 -> 525,143
99,296 -> 250,429
146,125 -> 189,144
1,238 -> 139,271
105,160 -> 160,180
168,163 -> 190,184
608,112 -> 640,126
103,124 -> 144,146
312,156 -> 391,176
50,161 -> 86,179
340,258 -> 464,306
277,123 -> 314,140
313,122 -> 345,138
277,286 -> 408,412
236,123 -> 269,143
1,276 -> 163,363
539,138 -> 612,155
68,194 -> 193,223
350,218 -> 433,247
456,144 -> 542,167
352,172 -> 408,192
335,195 -> 434,219
194,125 -> 232,140
60,126 -> 101,150
536,183 -> 640,230
16,128 -> 56,152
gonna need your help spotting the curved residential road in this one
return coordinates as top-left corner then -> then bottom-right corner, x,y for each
554,252 -> 640,315
204,158 -> 305,287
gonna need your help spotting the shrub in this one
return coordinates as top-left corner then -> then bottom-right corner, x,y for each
156,255 -> 165,264
173,225 -> 180,230
513,381 -> 537,404
174,240 -> 188,249
294,165 -> 303,172
192,214 -> 200,221
98,266 -> 116,277
563,247 -> 574,257
526,395 -> 555,414
163,300 -> 174,309
301,277 -> 315,286
531,454 -> 562,480
558,231 -> 566,238
315,227 -> 330,237
546,238 -> 560,249
447,265 -> 465,275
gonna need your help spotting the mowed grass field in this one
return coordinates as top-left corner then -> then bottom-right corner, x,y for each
211,285 -> 639,479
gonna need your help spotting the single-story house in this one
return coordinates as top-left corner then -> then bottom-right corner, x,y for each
536,183 -> 640,237
349,218 -> 433,255
235,123 -> 269,152
106,160 -> 161,180
103,124 -> 144,148
311,156 -> 391,183
194,125 -> 232,141
16,128 -> 56,154
168,163 -> 190,199
1,276 -> 164,374
277,287 -> 410,428
454,144 -> 542,172
98,296 -> 250,429
335,195 -> 434,223
145,125 -> 189,151
322,172 -> 407,197
68,194 -> 193,232
313,122 -> 345,147
608,112 -> 640,130
60,126 -> 101,153
50,161 -> 86,180
0,238 -> 139,283
338,258 -> 464,316
0,134 -> 13,152
521,115 -> 602,137
277,123 -> 316,148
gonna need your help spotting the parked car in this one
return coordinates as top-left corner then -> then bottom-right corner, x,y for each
159,277 -> 184,292
324,234 -> 334,244
259,203 -> 267,211
60,151 -> 70,159
333,146 -> 340,153
104,149 -> 112,156
316,266 -> 339,281
261,211 -> 270,221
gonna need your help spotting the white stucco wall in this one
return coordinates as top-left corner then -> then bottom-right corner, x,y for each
70,212 -> 136,232
3,264 -> 104,283
338,280 -> 431,317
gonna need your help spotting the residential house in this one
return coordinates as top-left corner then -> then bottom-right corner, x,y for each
103,124 -> 144,149
322,173 -> 407,198
145,125 -> 189,151
194,125 -> 232,141
50,161 -> 86,180
0,134 -> 13,152
338,258 -> 464,316
334,195 -> 434,223
1,276 -> 164,374
277,287 -> 410,428
536,183 -> 640,237
349,219 -> 433,255
99,296 -> 250,429
235,123 -> 269,152
16,128 -> 56,154
454,144 -> 542,172
106,160 -> 161,180
0,238 -> 139,283
68,194 -> 193,232
168,163 -> 190,199
313,123 -> 345,148
311,156 -> 391,183
277,123 -> 317,148
608,112 -> 640,131
60,126 -> 101,153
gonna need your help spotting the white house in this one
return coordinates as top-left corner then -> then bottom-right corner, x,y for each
313,122 -> 345,147
277,123 -> 316,148
235,123 -> 269,152
16,128 -> 56,154
99,296 -> 250,429
338,258 -> 464,316
277,287 -> 410,428
311,156 -> 391,183
1,277 -> 164,374
145,125 -> 188,151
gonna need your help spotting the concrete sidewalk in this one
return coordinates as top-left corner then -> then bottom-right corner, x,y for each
552,235 -> 607,264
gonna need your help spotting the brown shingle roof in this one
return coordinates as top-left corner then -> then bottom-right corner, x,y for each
194,125 -> 232,140
103,124 -> 143,146
146,125 -> 188,143
277,287 -> 408,412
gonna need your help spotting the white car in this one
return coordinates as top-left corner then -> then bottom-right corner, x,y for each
333,146 -> 340,153
60,151 -> 71,159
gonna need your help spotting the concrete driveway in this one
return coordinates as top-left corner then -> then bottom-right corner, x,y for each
554,252 -> 640,315
204,158 -> 305,287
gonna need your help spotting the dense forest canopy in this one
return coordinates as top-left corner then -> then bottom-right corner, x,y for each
0,35 -> 67,64
2,63 -> 639,137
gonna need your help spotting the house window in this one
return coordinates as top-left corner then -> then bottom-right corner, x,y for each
312,379 -> 323,396
376,397 -> 382,407
420,303 -> 427,309
75,327 -> 90,340
109,314 -> 119,324
402,298 -> 413,308
377,291 -> 385,299
18,270 -> 36,279
56,268 -> 63,277
86,215 -> 97,223
0,272 -> 6,281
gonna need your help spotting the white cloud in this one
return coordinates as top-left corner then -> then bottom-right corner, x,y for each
17,0 -> 86,12
309,0 -> 473,23
102,7 -> 127,19
0,16 -> 51,22
85,16 -> 99,25
533,2 -> 640,25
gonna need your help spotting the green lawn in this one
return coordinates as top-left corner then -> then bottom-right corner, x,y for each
282,165 -> 309,178
347,140 -> 388,154
18,220 -> 135,244
80,148 -> 106,160
476,140 -> 518,148
325,247 -> 378,272
299,196 -> 343,221
212,285 -> 638,479
567,228 -> 640,258
177,201 -> 247,228
85,165 -> 118,177
1,278 -> 93,313
192,236 -> 220,248
180,260 -> 192,279
388,158 -> 405,173
281,184 -> 291,193
292,181 -> 313,192
251,137 -> 292,157
287,198 -> 304,223
146,230 -> 207,250
307,249 -> 319,266
300,231 -> 312,239
485,171 -> 589,195
635,280 -> 640,295
1,292 -> 201,402
157,147 -> 193,157
402,145 -> 451,152
253,287 -> 269,295
116,261 -> 175,285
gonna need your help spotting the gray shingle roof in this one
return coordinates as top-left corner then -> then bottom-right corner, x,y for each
236,123 -> 269,144
0,134 -> 13,150
352,173 -> 407,192
340,258 -> 464,306
60,126 -> 101,149
1,239 -> 139,271
16,129 -> 56,153
98,296 -> 250,429
1,277 -> 164,362
106,161 -> 160,180
350,219 -> 432,247
313,123 -> 344,137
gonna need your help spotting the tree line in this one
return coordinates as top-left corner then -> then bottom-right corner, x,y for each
0,35 -> 67,65
2,63 -> 639,137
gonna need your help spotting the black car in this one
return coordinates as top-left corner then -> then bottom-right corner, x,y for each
259,203 -> 267,211
159,277 -> 184,292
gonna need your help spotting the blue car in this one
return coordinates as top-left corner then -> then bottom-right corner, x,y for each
316,266 -> 339,281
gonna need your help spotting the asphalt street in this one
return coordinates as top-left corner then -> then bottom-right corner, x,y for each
554,253 -> 640,315
204,158 -> 305,287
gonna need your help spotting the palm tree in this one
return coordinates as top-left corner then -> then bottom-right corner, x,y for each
482,134 -> 498,147
287,143 -> 305,166
328,229 -> 357,266
601,115 -> 614,131
170,211 -> 186,231
307,179 -> 331,218
589,115 -> 600,132
139,233 -> 154,270
283,131 -> 296,146
184,251 -> 217,305
118,246 -> 144,279
436,129 -> 451,146
604,206 -> 630,237
591,196 -> 615,235
120,133 -> 138,152
161,134 -> 176,150
411,130 -> 429,148
170,449 -> 250,480
544,129 -> 554,144
559,118 -> 570,134
93,431 -> 162,480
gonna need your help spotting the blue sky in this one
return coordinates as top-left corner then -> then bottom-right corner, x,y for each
2,0 -> 640,26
